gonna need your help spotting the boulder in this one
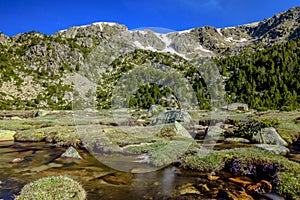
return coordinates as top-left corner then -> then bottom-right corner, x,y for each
174,121 -> 192,138
252,127 -> 288,146
148,105 -> 166,117
205,126 -> 224,140
154,110 -> 191,124
60,146 -> 82,159
254,144 -> 290,155
260,193 -> 285,200
34,110 -> 50,117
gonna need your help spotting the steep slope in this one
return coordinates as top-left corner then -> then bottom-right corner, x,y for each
0,6 -> 300,110
216,37 -> 300,110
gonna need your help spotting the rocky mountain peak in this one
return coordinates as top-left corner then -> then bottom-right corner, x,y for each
55,22 -> 128,39
1,6 -> 300,109
250,6 -> 300,42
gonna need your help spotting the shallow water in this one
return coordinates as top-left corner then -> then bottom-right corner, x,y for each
0,140 -> 296,200
0,141 -> 200,200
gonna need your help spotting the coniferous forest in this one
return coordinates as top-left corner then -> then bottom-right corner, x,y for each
216,38 -> 300,111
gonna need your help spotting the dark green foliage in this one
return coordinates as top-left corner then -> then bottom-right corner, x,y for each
128,84 -> 175,109
96,50 -> 211,110
233,118 -> 279,140
216,38 -> 300,110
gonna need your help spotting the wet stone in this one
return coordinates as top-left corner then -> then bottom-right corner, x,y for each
9,158 -> 23,164
217,189 -> 254,200
246,180 -> 272,196
228,177 -> 254,187
60,146 -> 82,159
102,175 -> 129,185
176,183 -> 201,196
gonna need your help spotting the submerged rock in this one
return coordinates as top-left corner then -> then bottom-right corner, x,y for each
60,146 -> 82,159
102,175 -> 129,185
217,189 -> 254,200
254,144 -> 290,155
130,168 -> 154,173
259,193 -> 285,200
176,183 -> 200,195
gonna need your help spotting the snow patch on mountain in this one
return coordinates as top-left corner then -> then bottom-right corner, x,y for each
195,45 -> 213,53
133,41 -> 145,49
225,37 -> 233,42
154,33 -> 172,47
216,28 -> 223,36
225,37 -> 248,43
92,22 -> 118,31
177,29 -> 192,34
58,22 -> 118,32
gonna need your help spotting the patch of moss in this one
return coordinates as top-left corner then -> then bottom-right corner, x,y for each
180,148 -> 300,199
254,111 -> 300,144
14,126 -> 80,147
0,130 -> 16,140
15,175 -> 86,200
14,130 -> 45,142
277,172 -> 300,200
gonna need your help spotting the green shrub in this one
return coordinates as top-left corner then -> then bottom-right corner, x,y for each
257,107 -> 269,111
233,117 -> 279,140
280,106 -> 294,111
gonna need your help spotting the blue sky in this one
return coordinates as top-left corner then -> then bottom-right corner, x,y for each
0,0 -> 299,36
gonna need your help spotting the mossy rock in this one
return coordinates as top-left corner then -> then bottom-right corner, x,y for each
0,130 -> 16,141
15,175 -> 86,200
14,126 -> 81,147
14,130 -> 45,142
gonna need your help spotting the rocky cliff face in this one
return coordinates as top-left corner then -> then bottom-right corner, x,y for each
0,6 -> 299,109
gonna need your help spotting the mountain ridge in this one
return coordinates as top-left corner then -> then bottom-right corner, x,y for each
0,6 -> 300,110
